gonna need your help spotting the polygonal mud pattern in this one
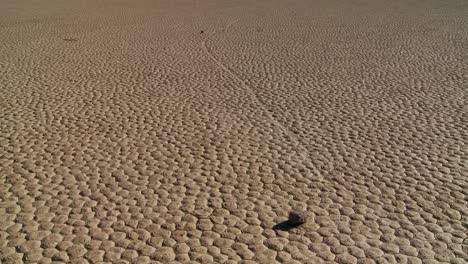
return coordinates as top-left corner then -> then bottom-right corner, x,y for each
1,0 -> 467,263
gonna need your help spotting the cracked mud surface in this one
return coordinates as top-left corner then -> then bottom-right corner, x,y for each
1,0 -> 467,263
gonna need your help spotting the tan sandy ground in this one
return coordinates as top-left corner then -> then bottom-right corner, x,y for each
1,0 -> 467,263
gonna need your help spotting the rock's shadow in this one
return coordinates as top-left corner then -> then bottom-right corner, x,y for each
273,221 -> 301,231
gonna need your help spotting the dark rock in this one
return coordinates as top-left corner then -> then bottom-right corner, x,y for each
288,211 -> 307,225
